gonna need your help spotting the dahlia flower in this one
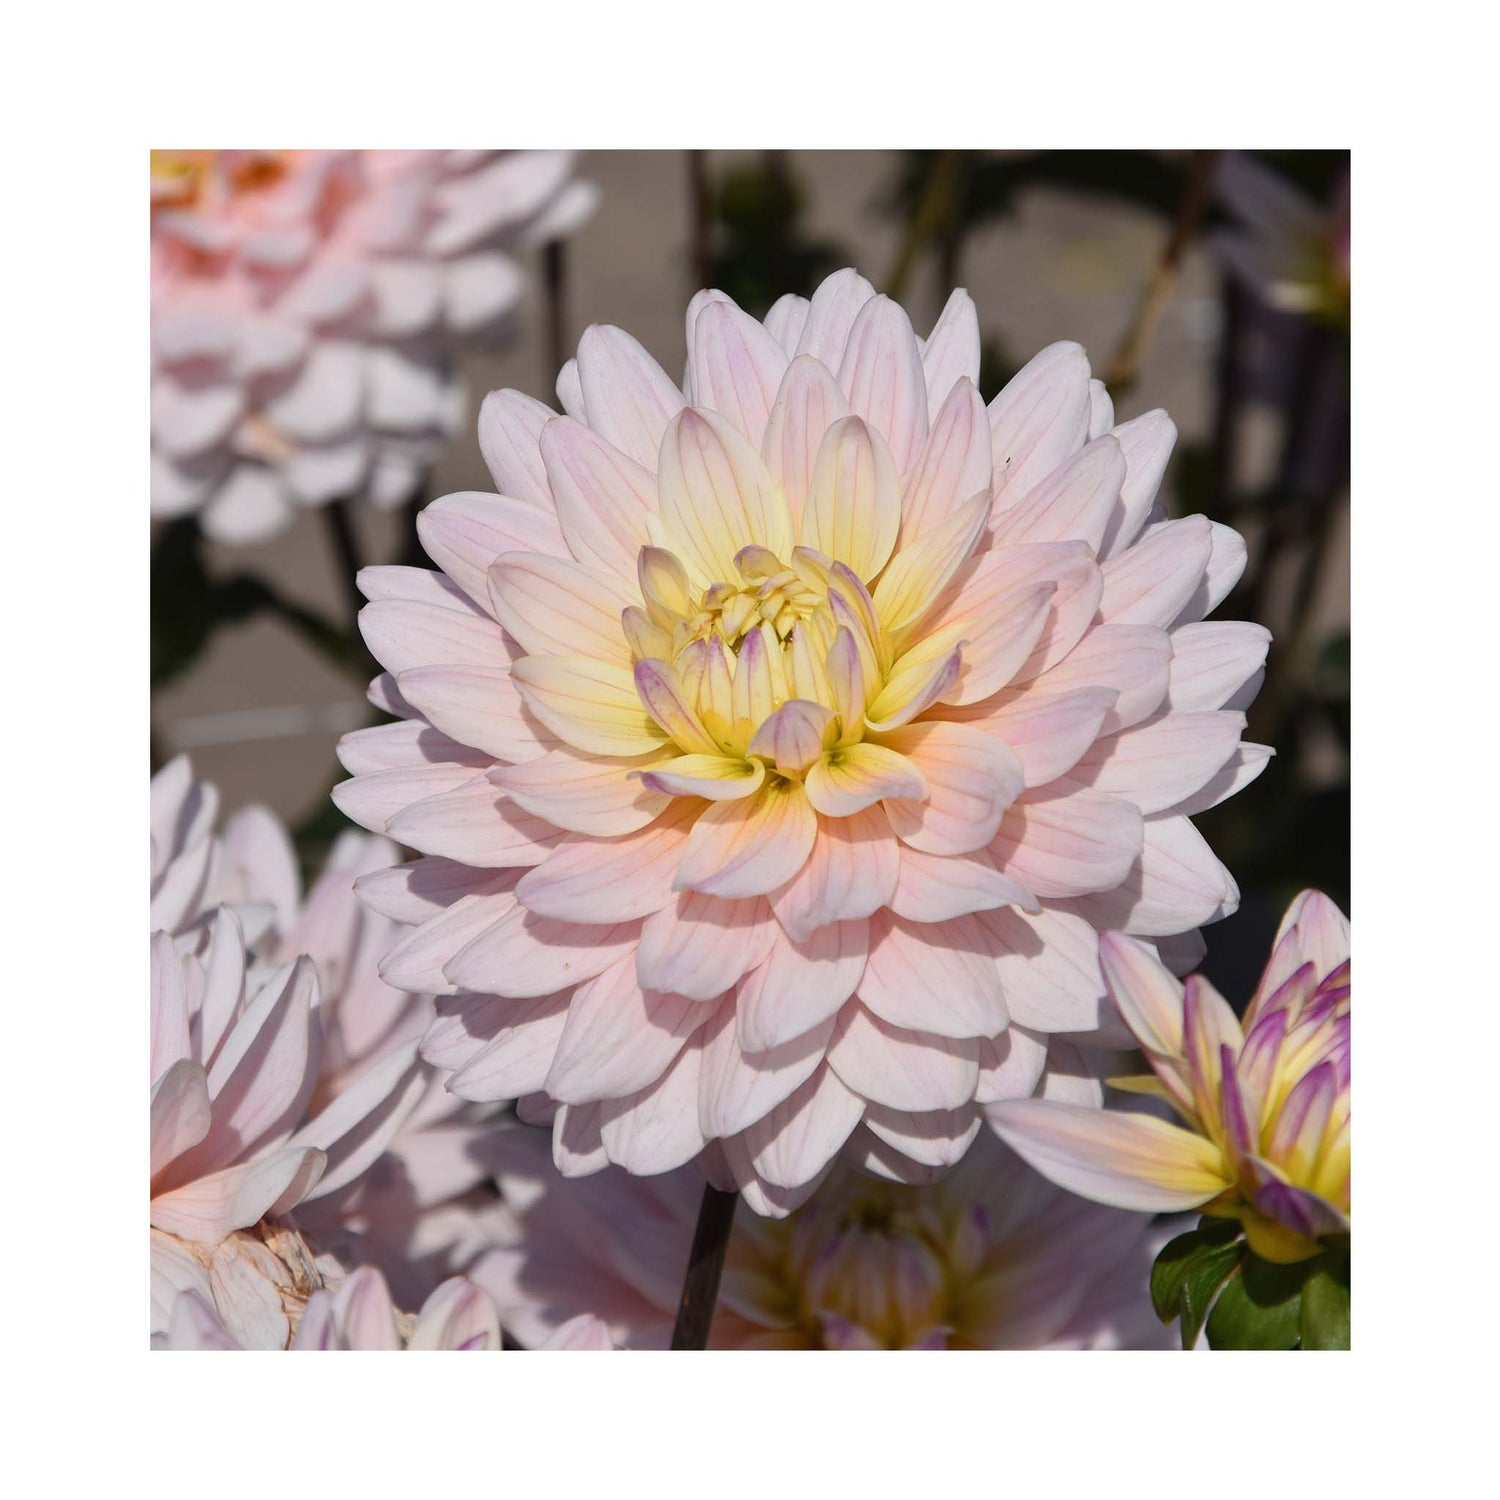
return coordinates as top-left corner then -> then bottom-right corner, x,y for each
1214,154 -> 1349,326
150,757 -> 511,1344
472,1122 -> 1171,1349
151,150 -> 597,542
334,266 -> 1270,1211
150,912 -> 427,1346
990,890 -> 1349,1265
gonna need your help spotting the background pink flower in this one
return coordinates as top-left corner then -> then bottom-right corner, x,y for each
151,150 -> 597,541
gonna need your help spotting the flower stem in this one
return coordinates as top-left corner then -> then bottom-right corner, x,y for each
669,1183 -> 739,1350
321,498 -> 366,634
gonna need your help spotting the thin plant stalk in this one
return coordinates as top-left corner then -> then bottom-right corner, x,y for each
669,1183 -> 739,1350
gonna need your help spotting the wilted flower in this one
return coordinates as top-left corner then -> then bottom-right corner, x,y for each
151,150 -> 597,542
990,890 -> 1349,1264
335,266 -> 1271,1210
1214,154 -> 1349,327
472,1123 -> 1171,1349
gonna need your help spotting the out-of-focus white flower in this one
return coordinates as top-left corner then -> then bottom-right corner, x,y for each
470,1123 -> 1172,1349
162,1268 -> 613,1350
151,150 -> 598,542
149,757 -> 501,1344
1214,154 -> 1349,326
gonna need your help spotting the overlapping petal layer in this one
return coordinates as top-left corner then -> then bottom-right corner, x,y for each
336,267 -> 1271,1209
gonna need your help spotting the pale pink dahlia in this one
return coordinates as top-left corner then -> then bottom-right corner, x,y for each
334,267 -> 1271,1212
472,1123 -> 1172,1349
151,150 -> 597,542
149,759 -> 499,1343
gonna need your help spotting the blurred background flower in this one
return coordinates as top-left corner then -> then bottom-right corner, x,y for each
151,150 -> 595,543
150,758 -> 506,1345
470,1123 -> 1173,1349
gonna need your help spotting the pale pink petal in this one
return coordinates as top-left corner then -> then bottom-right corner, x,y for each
794,268 -> 877,367
675,781 -> 816,898
864,1103 -> 982,1169
971,686 -> 1117,787
379,890 -> 518,994
901,379 -> 993,537
990,434 -> 1126,552
698,997 -> 835,1138
1069,711 -> 1246,815
1165,621 -> 1272,712
1097,515 -> 1213,627
492,746 -> 672,836
599,1039 -> 709,1174
1025,622 -> 1173,733
540,416 -> 659,580
803,415 -> 902,580
880,721 -> 1024,856
826,1003 -> 979,1111
355,856 -> 509,925
837,294 -> 929,472
553,1102 -> 610,1176
1055,814 -> 1238,937
636,892 -> 776,1001
974,1024 -> 1049,1103
394,664 -> 557,764
336,719 -> 490,776
449,994 -> 572,1099
922,289 -> 981,411
761,355 -> 851,530
975,906 -> 1109,1033
735,918 -> 868,1052
763,293 -> 811,353
544,952 -> 707,1104
360,598 -> 516,677
991,788 -> 1143,899
331,762 -> 497,836
986,1099 -> 1231,1211
444,903 -> 640,999
1174,522 -> 1247,625
386,775 -> 560,866
769,806 -> 899,943
150,1146 -> 326,1242
873,493 -> 991,635
859,911 -> 1008,1039
151,933 -> 191,1081
987,342 -> 1093,503
510,655 -> 667,757
1100,410 -> 1176,558
417,491 -> 568,611
487,553 -> 635,663
888,845 -> 1034,923
575,324 -> 686,468
805,742 -> 928,818
475,389 -> 554,506
657,407 -> 794,587
688,297 -> 789,445
1097,931 -> 1186,1056
515,807 -> 694,923
408,1277 -> 502,1350
150,1058 -> 213,1177
735,1064 -> 865,1190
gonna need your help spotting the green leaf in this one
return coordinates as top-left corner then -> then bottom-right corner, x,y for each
1150,1222 -> 1245,1349
1300,1258 -> 1351,1350
1206,1253 -> 1312,1350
